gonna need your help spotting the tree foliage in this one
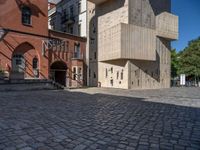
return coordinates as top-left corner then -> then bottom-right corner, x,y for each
171,49 -> 179,78
178,37 -> 200,78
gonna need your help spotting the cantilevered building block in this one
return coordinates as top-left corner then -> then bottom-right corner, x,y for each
98,23 -> 156,61
156,12 -> 179,40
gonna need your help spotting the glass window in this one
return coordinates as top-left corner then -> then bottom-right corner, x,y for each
70,5 -> 74,18
33,57 -> 38,69
21,6 -> 31,25
78,24 -> 81,36
121,70 -> 124,80
117,71 -> 119,79
105,68 -> 108,78
74,43 -> 81,58
73,67 -> 76,80
13,54 -> 23,65
78,3 -> 81,14
70,26 -> 73,34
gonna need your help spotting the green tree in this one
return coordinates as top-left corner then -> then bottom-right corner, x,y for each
178,37 -> 200,83
171,49 -> 179,78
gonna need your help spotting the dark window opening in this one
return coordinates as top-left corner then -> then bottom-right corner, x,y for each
110,79 -> 113,86
32,57 -> 38,69
70,27 -> 73,34
78,3 -> 81,14
117,71 -> 119,79
13,54 -> 24,65
111,67 -> 113,74
73,67 -> 76,80
78,24 -> 81,36
121,70 -> 124,80
70,5 -> 74,18
74,43 -> 81,58
21,6 -> 31,25
94,52 -> 96,59
16,59 -> 22,65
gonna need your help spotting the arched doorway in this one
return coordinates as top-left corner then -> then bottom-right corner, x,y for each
11,42 -> 39,79
50,61 -> 67,86
12,54 -> 25,73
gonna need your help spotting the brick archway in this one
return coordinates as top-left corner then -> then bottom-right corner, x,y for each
50,61 -> 67,86
11,42 -> 39,79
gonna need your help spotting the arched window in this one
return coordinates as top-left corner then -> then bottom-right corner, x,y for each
21,6 -> 31,25
32,57 -> 38,69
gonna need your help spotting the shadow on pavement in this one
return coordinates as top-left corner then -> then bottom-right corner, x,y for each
0,90 -> 200,149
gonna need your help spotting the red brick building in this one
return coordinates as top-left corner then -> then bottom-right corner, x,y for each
0,0 -> 86,87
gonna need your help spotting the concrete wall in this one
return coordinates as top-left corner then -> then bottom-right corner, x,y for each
87,1 -> 98,86
87,0 -> 178,89
156,12 -> 179,40
97,0 -> 129,33
129,38 -> 171,89
98,23 -> 156,61
98,60 -> 129,89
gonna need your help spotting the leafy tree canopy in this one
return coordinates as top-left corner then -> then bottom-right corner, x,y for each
178,37 -> 200,77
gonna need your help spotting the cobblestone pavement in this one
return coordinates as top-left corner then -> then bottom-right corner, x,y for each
0,88 -> 200,150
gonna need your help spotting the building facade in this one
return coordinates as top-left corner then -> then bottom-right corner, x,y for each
0,0 -> 87,88
48,0 -> 87,37
87,0 -> 178,89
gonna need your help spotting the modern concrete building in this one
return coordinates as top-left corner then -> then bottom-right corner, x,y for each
48,0 -> 87,37
87,0 -> 178,89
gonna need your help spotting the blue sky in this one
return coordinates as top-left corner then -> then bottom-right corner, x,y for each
171,0 -> 200,51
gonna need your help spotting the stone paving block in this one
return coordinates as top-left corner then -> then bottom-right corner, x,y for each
20,147 -> 33,150
0,88 -> 200,149
73,144 -> 87,150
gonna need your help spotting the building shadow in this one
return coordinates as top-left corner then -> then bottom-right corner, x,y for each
0,89 -> 200,149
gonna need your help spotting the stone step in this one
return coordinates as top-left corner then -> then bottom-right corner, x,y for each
0,79 -> 64,91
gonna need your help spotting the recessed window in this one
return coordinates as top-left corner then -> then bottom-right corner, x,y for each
105,68 -> 108,78
73,67 -> 76,80
13,54 -> 24,65
78,2 -> 81,14
78,24 -> 81,36
74,43 -> 81,58
32,57 -> 38,69
121,70 -> 124,80
117,71 -> 119,79
21,6 -> 31,25
94,52 -> 96,60
110,79 -> 113,86
110,67 -> 113,74
70,5 -> 74,17
70,27 -> 73,34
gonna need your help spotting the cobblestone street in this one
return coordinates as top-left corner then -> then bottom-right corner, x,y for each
0,87 -> 200,150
